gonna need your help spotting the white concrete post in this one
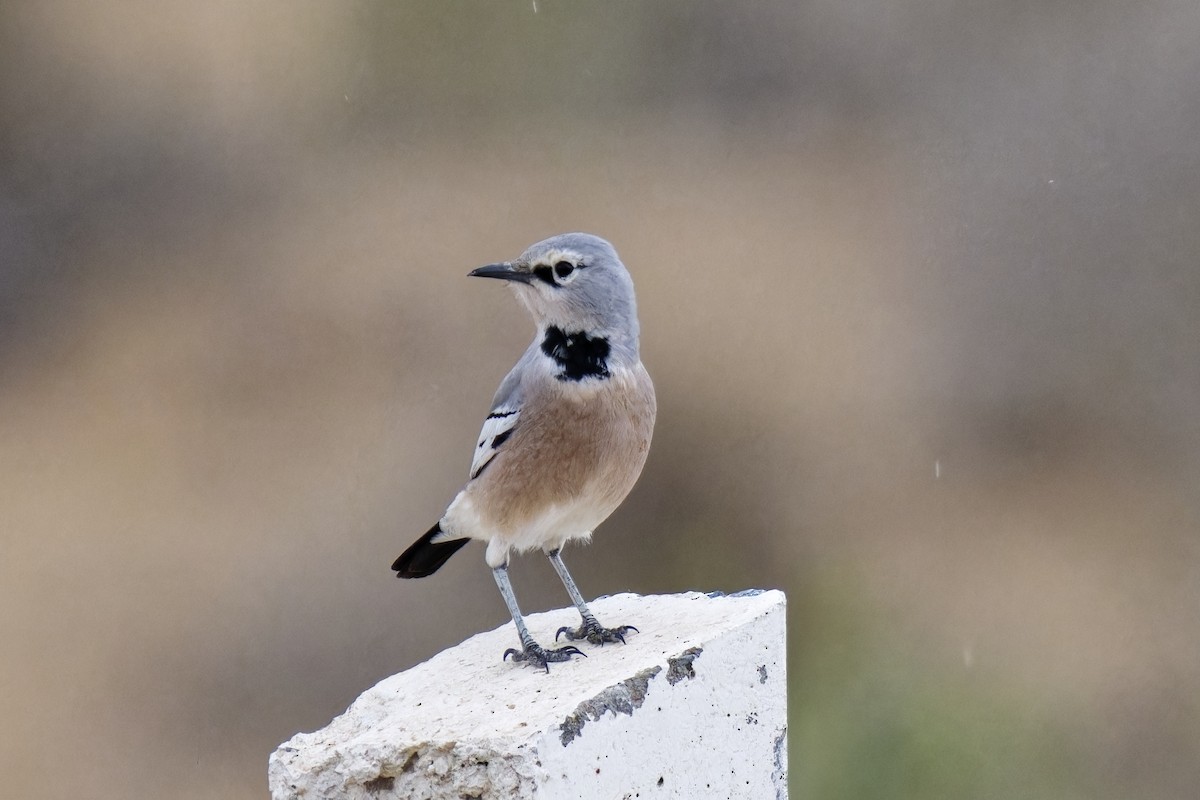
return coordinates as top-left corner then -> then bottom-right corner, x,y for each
269,590 -> 787,799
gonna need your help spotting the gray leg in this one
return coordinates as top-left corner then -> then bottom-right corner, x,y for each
492,564 -> 535,645
546,549 -> 639,646
492,564 -> 584,671
547,548 -> 594,618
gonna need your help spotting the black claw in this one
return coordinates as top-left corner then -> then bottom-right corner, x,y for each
557,618 -> 640,647
503,640 -> 586,671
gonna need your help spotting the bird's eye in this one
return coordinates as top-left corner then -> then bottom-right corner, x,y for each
554,261 -> 575,279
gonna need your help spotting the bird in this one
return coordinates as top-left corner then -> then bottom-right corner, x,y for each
391,233 -> 656,671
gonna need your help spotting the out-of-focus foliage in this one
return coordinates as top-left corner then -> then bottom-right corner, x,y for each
2,2 -> 1197,798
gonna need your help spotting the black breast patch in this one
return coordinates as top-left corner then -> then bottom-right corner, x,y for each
540,326 -> 611,381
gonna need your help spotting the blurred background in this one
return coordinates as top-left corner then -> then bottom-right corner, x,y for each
2,1 -> 1198,797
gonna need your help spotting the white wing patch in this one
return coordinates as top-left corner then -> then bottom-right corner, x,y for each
469,406 -> 520,480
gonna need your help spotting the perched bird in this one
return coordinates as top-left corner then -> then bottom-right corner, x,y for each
392,233 -> 656,670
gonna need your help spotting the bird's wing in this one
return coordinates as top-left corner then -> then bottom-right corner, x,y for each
468,362 -> 525,481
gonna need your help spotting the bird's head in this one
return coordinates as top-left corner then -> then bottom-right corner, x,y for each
469,233 -> 640,343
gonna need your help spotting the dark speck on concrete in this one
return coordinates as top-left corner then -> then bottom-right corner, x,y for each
363,775 -> 394,793
560,666 -> 661,746
771,728 -> 788,800
666,647 -> 703,685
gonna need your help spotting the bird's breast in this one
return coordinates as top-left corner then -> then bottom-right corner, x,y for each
464,363 -> 655,540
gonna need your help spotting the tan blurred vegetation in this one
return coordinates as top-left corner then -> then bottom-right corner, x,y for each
2,2 -> 1198,798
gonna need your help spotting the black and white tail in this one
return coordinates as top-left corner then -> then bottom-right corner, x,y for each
391,523 -> 468,578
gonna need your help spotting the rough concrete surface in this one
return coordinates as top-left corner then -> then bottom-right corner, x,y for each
269,590 -> 787,799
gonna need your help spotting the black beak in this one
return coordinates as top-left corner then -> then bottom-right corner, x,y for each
468,262 -> 533,284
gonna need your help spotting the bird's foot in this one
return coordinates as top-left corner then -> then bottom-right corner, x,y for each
556,617 -> 639,646
503,640 -> 586,672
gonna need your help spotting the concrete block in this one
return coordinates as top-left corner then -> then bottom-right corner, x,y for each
269,590 -> 787,799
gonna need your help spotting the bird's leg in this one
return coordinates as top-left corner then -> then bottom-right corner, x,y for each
547,549 -> 639,646
492,564 -> 584,671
